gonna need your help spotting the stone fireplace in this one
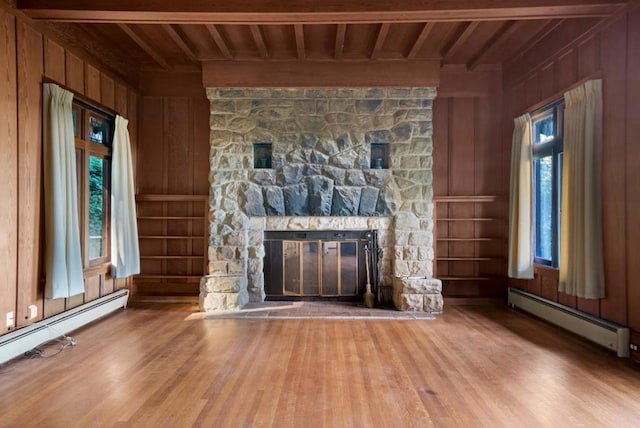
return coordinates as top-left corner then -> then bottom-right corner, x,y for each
200,87 -> 442,312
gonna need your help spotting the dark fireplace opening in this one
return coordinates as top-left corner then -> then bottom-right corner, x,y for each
263,230 -> 378,301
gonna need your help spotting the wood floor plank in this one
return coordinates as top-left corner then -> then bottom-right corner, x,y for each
1,303 -> 640,427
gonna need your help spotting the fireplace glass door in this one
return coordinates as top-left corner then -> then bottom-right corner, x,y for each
264,231 -> 374,299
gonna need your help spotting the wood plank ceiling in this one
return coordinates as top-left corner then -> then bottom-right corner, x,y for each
14,0 -> 626,79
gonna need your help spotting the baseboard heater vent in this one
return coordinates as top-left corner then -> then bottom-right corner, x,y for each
508,288 -> 629,357
0,289 -> 129,365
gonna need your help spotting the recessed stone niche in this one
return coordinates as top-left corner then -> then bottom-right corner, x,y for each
200,87 -> 442,313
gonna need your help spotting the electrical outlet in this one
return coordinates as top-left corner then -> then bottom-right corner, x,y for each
6,311 -> 15,330
630,343 -> 639,352
27,305 -> 38,320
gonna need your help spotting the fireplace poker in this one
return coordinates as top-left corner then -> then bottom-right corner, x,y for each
363,245 -> 374,308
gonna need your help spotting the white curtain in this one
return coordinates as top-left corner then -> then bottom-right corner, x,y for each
43,83 -> 85,299
559,80 -> 604,298
111,115 -> 140,278
508,113 -> 534,279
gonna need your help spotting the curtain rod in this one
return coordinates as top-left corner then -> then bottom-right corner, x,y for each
42,76 -> 118,118
516,71 -> 602,117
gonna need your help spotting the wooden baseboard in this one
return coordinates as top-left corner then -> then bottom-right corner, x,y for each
129,295 -> 199,304
444,297 -> 506,306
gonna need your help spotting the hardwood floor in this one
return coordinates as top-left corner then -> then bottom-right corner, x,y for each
1,302 -> 639,427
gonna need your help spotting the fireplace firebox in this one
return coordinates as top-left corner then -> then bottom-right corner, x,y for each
263,230 -> 378,300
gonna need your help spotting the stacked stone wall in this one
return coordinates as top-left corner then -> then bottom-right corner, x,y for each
201,87 -> 441,312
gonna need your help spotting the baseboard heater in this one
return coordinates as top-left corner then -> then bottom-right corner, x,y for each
0,289 -> 129,365
507,288 -> 629,357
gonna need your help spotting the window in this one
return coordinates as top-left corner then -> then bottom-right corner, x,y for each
532,100 -> 564,267
73,100 -> 113,268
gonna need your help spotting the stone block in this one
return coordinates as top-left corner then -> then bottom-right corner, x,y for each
239,182 -> 266,216
248,245 -> 265,259
336,134 -> 353,151
310,151 -> 329,165
296,115 -> 326,132
394,212 -> 420,230
307,175 -> 334,216
248,287 -> 266,303
208,261 -> 228,275
283,183 -> 310,216
316,139 -> 339,156
278,164 -> 304,185
345,170 -> 366,186
248,230 -> 263,246
393,292 -> 423,311
392,276 -> 442,312
363,169 -> 390,187
331,186 -> 361,216
329,149 -> 358,169
355,99 -> 383,114
358,186 -> 380,216
223,231 -> 246,246
263,186 -> 285,216
391,123 -> 413,141
393,276 -> 441,294
287,149 -> 314,163
210,100 -> 236,113
227,261 -> 245,275
322,165 -> 346,186
425,294 -> 444,313
249,170 -> 276,186
201,274 -> 247,293
408,231 -> 430,246
365,130 -> 393,144
295,101 -> 317,115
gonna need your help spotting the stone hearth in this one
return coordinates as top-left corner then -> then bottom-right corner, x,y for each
200,87 -> 442,313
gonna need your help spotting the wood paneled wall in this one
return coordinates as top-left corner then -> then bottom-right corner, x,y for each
504,8 -> 640,346
0,8 -> 138,335
432,72 -> 510,298
136,71 -> 210,297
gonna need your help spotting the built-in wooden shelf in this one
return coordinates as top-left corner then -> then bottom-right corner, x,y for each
433,195 -> 507,287
139,235 -> 204,239
138,216 -> 205,220
135,194 -> 209,290
135,275 -> 202,280
437,218 -> 495,221
140,256 -> 204,260
437,238 -> 500,241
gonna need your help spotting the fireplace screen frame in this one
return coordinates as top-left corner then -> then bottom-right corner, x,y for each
264,230 -> 377,300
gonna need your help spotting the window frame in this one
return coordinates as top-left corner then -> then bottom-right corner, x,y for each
73,99 -> 113,269
531,99 -> 564,268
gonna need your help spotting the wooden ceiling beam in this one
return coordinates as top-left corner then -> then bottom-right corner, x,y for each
162,24 -> 198,62
407,22 -> 436,59
205,24 -> 232,59
441,21 -> 480,59
467,20 -> 519,70
334,23 -> 346,60
371,23 -> 390,59
249,24 -> 269,58
202,59 -> 440,87
17,0 -> 625,23
294,24 -> 305,59
117,23 -> 171,70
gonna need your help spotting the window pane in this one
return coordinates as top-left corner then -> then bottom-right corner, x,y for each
535,155 -> 553,261
72,108 -> 79,137
89,115 -> 110,145
534,114 -> 554,144
89,156 -> 107,259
